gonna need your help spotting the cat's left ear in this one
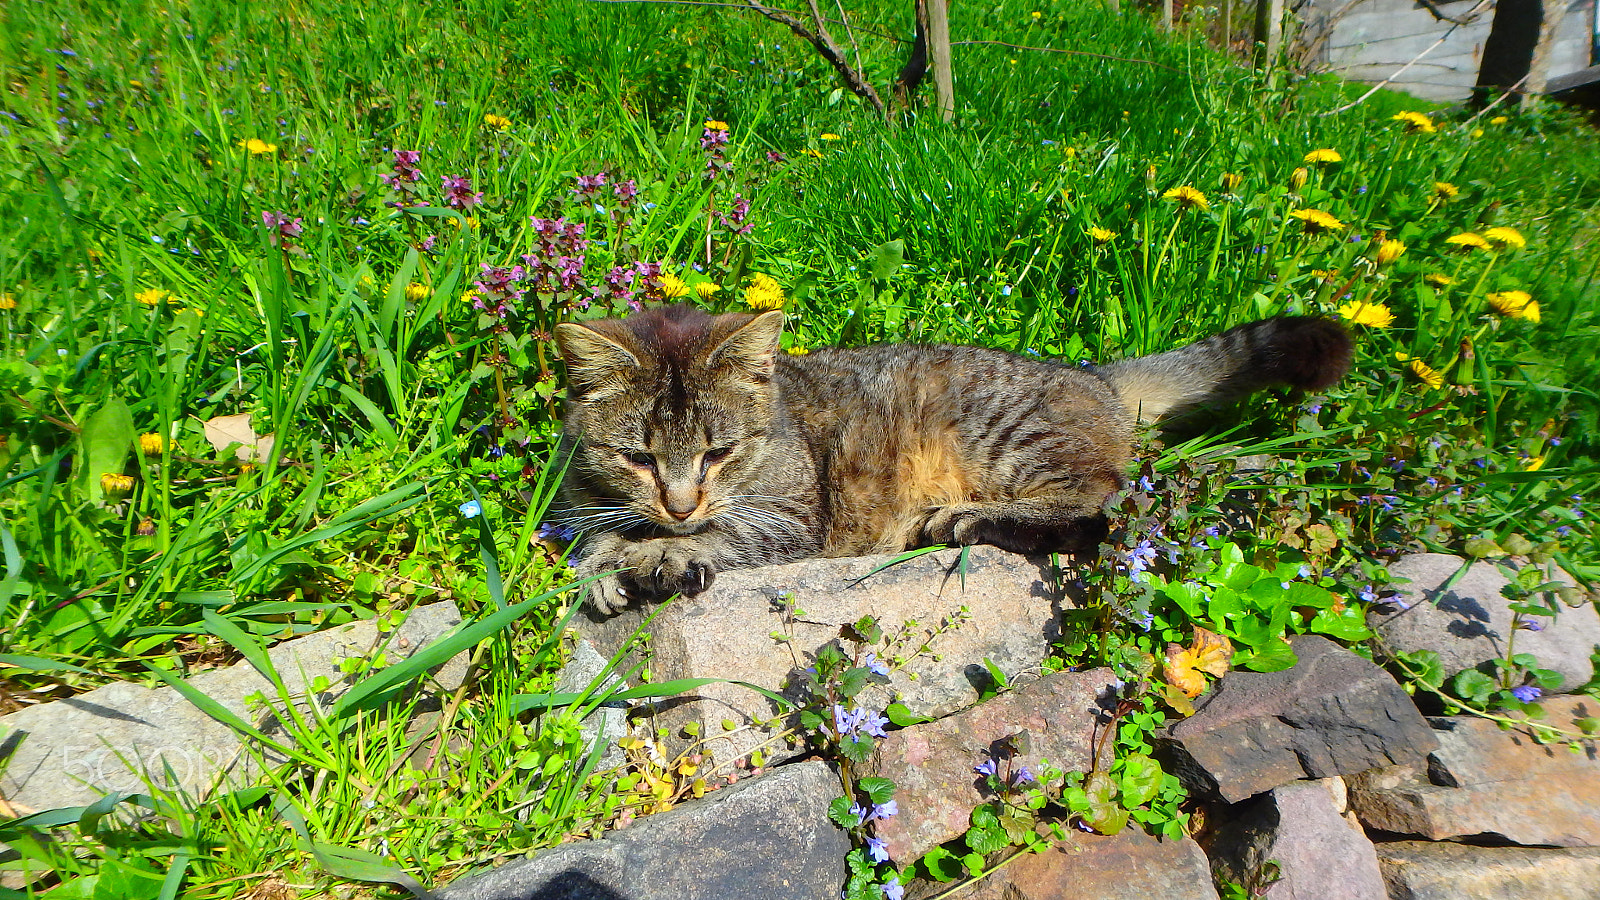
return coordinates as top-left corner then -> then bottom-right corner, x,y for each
709,310 -> 785,381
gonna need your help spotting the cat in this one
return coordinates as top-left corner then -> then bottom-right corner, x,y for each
552,304 -> 1351,615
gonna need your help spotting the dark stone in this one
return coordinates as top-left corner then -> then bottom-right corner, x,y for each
1202,779 -> 1385,900
1376,841 -> 1600,900
437,761 -> 848,900
938,827 -> 1218,900
1156,636 -> 1437,803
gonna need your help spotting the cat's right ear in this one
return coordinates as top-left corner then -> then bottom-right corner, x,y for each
555,322 -> 641,398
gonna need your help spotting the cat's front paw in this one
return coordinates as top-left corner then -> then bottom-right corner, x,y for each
616,539 -> 717,603
920,503 -> 986,547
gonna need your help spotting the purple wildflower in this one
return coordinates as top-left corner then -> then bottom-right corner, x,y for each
1124,539 -> 1158,582
1510,685 -> 1542,703
1515,618 -> 1544,632
538,522 -> 577,542
1011,767 -> 1036,786
872,800 -> 898,820
766,150 -> 787,164
441,173 -> 483,211
574,172 -> 607,195
975,758 -> 998,777
612,179 -> 638,206
883,881 -> 904,900
261,211 -> 303,247
866,837 -> 890,863
863,652 -> 889,677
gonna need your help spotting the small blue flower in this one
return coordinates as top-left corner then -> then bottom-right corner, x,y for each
1136,475 -> 1155,492
975,758 -> 998,777
863,652 -> 890,677
1515,618 -> 1544,632
882,880 -> 904,900
862,710 -> 890,739
459,500 -> 482,518
1510,685 -> 1542,703
538,522 -> 576,542
866,836 -> 890,863
849,802 -> 868,825
1358,585 -> 1379,604
872,800 -> 898,820
1011,766 -> 1036,786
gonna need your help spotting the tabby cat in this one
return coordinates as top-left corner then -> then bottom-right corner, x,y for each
552,305 -> 1351,615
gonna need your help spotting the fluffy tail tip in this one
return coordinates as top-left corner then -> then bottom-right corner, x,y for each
1262,316 -> 1353,391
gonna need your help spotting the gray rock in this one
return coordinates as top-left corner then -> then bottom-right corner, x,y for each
866,668 -> 1117,863
946,827 -> 1219,900
1348,697 -> 1600,847
546,638 -> 628,774
579,546 -> 1074,768
1203,779 -> 1386,900
0,602 -> 463,813
437,760 -> 848,900
1157,636 -> 1438,803
1375,841 -> 1600,900
1372,553 -> 1600,692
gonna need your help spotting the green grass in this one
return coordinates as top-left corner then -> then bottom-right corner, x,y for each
1,0 -> 1597,895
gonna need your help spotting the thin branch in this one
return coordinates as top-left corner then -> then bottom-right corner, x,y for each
582,0 -> 907,43
744,0 -> 887,116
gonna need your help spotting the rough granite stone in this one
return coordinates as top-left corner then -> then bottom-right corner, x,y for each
866,668 -> 1116,863
1203,779 -> 1386,900
0,602 -> 463,813
1157,636 -> 1438,803
437,760 -> 848,900
579,546 -> 1075,767
1372,553 -> 1600,692
1375,841 -> 1600,900
943,828 -> 1219,900
1348,697 -> 1600,847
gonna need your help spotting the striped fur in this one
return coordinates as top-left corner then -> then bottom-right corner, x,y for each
553,306 -> 1351,615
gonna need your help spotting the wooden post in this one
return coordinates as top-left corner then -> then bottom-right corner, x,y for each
1222,0 -> 1232,52
1163,0 -> 1173,30
928,0 -> 954,122
1254,0 -> 1283,67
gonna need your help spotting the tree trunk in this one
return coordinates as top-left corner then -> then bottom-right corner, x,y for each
1254,0 -> 1284,67
928,0 -> 955,122
1475,0 -> 1547,102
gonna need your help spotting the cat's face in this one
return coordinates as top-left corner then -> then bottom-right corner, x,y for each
555,308 -> 785,535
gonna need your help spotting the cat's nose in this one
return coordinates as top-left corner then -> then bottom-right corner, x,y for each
664,495 -> 698,520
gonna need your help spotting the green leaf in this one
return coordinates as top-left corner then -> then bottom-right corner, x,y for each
865,239 -> 905,282
79,398 -> 136,501
1452,669 -> 1496,703
1307,607 -> 1372,641
858,776 -> 896,805
965,820 -> 1010,855
885,702 -> 933,727
0,653 -> 95,675
1160,580 -> 1206,618
1118,754 -> 1163,808
829,796 -> 861,828
1237,638 -> 1297,672
201,609 -> 281,691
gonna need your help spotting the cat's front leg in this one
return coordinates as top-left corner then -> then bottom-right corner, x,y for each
575,532 -> 722,616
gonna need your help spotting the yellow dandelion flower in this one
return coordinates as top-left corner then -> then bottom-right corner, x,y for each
1030,10 -> 1042,19
1409,358 -> 1444,390
1483,226 -> 1526,250
1490,115 -> 1508,125
461,288 -> 478,305
1486,290 -> 1539,322
1424,273 -> 1456,287
820,132 -> 842,142
448,215 -> 481,230
1288,208 -> 1345,234
1376,239 -> 1406,265
659,273 -> 690,300
1338,300 -> 1395,328
1161,185 -> 1209,210
237,138 -> 278,156
1431,181 -> 1459,201
802,148 -> 823,158
704,120 -> 729,131
787,345 -> 810,355
0,293 -> 15,310
694,282 -> 722,301
743,273 -> 785,310
1220,172 -> 1243,192
483,113 -> 512,131
404,282 -> 432,302
1523,455 -> 1545,471
1087,226 -> 1117,244
101,473 -> 135,497
1392,111 -> 1437,133
136,288 -> 168,306
1445,232 -> 1491,251
138,433 -> 165,456
1470,128 -> 1484,138
1303,148 -> 1342,164
1289,167 -> 1309,191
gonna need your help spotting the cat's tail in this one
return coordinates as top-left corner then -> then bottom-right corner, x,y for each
1100,316 -> 1352,422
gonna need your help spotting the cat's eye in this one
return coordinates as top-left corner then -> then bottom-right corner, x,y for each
622,451 -> 656,469
703,447 -> 734,463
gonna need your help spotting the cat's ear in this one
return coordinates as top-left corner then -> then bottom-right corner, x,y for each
555,322 -> 641,397
709,310 -> 785,381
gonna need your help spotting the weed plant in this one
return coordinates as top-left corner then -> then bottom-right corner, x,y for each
0,0 -> 1596,895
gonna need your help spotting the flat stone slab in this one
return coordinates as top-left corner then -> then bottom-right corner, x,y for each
437,760 -> 848,900
1348,697 -> 1600,847
0,602 -> 463,813
1372,553 -> 1600,692
1375,841 -> 1600,900
1204,779 -> 1385,900
867,668 -> 1116,863
580,547 -> 1074,769
1157,636 -> 1438,803
951,827 -> 1218,900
